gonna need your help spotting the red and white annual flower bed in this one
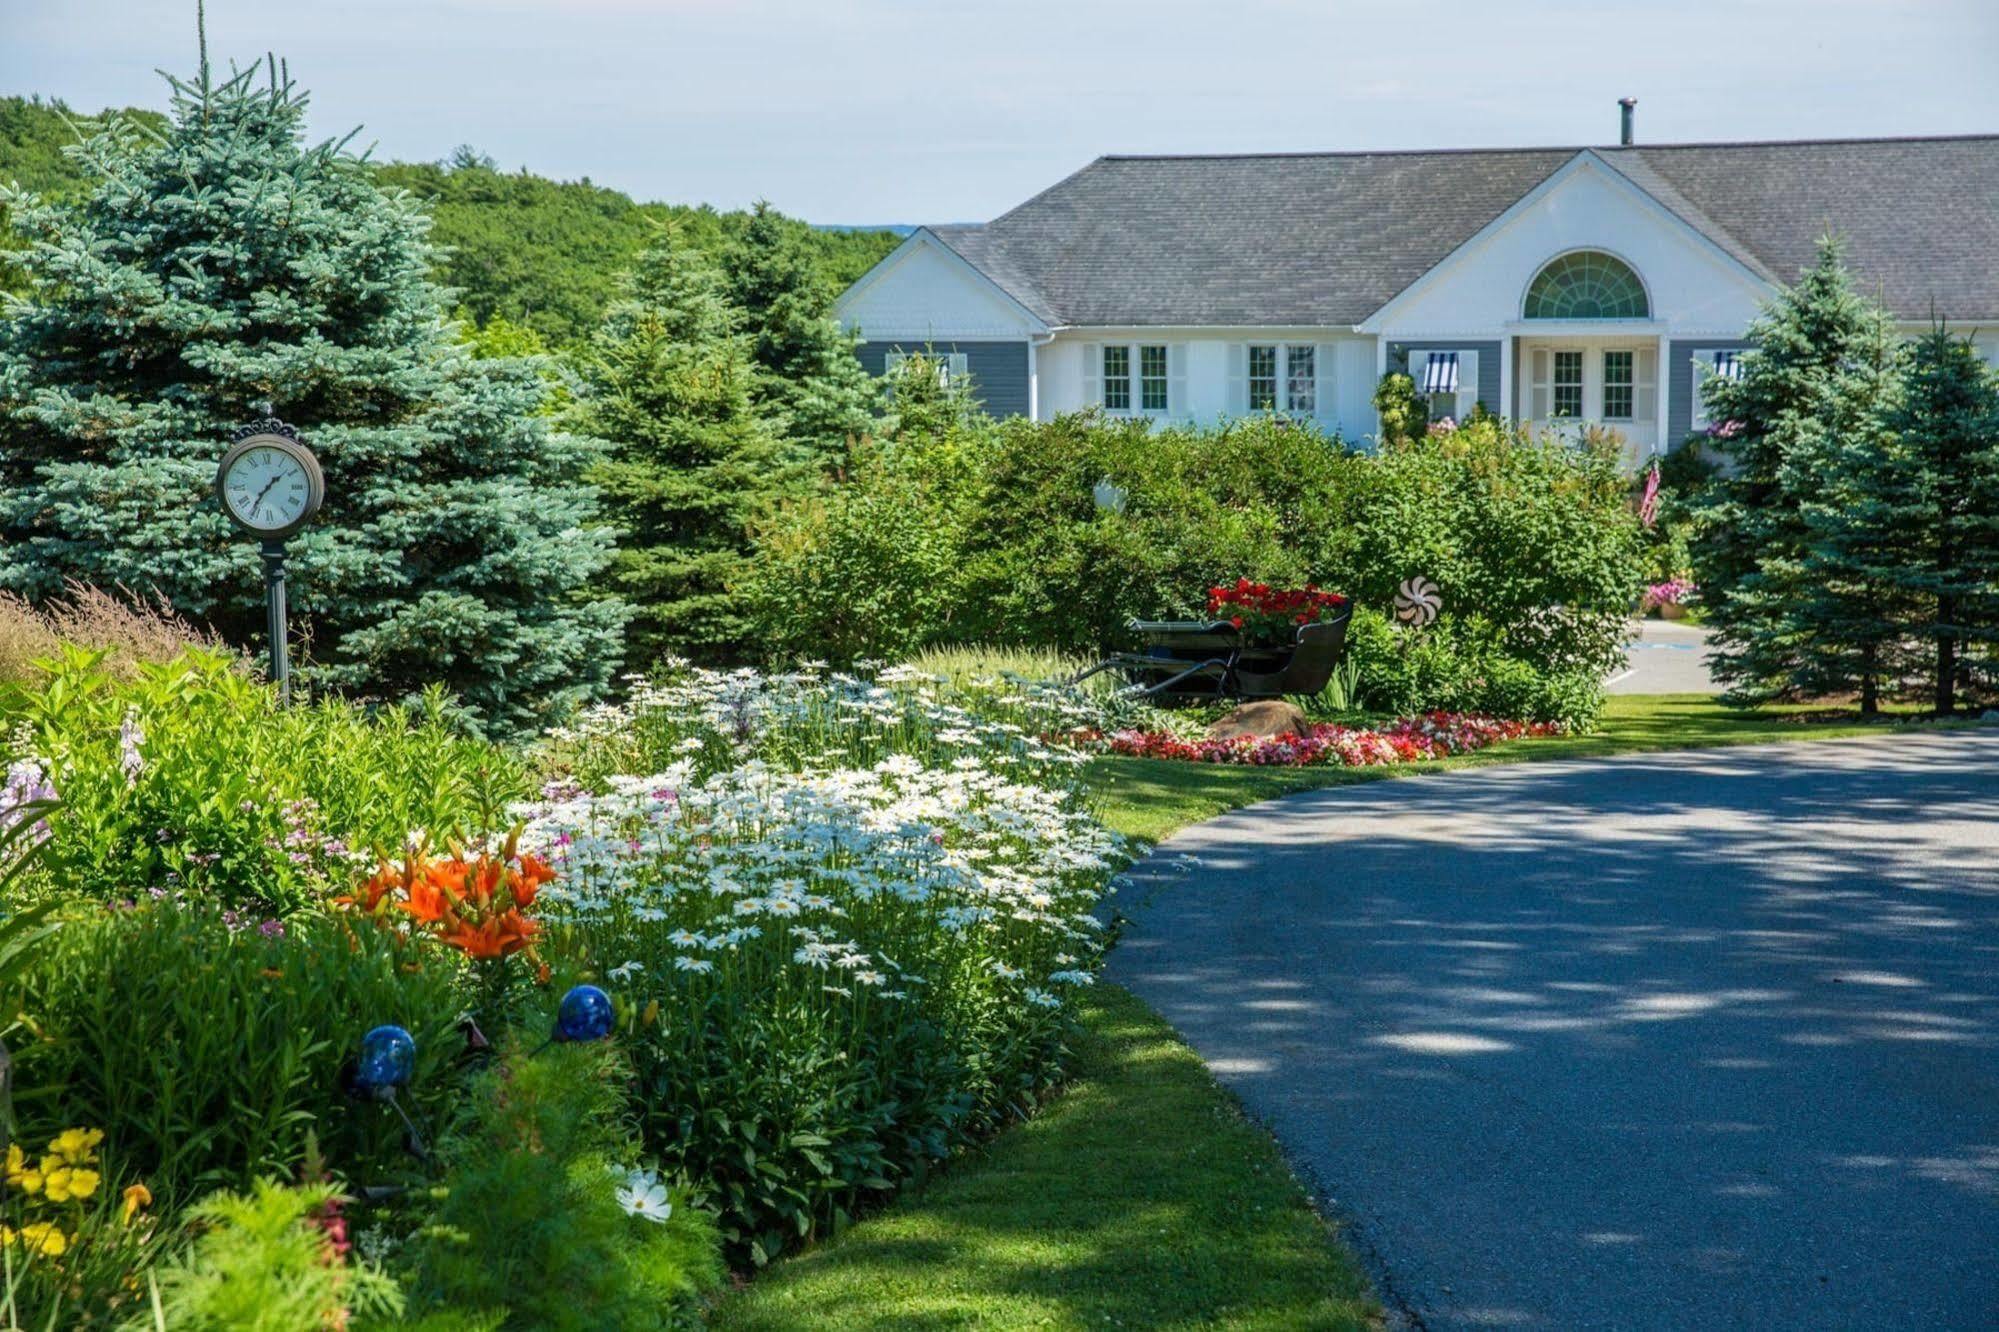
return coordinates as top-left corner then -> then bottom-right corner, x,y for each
1104,712 -> 1560,767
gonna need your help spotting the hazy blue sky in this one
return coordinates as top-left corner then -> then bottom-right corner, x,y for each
5,1 -> 1997,223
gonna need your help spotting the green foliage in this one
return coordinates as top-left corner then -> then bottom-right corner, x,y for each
404,1043 -> 720,1331
1781,310 -> 1909,711
4,649 -> 521,913
748,411 -> 1641,724
1371,372 -> 1425,447
723,202 -> 877,468
574,230 -> 804,664
1348,415 -> 1642,723
1885,327 -> 1999,711
1694,236 -> 1897,705
126,1179 -> 402,1331
0,97 -> 166,295
0,66 -> 626,736
743,447 -> 966,665
18,901 -> 467,1207
374,157 -> 897,350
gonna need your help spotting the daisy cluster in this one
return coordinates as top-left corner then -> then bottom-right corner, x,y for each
520,747 -> 1124,1009
547,659 -> 1108,792
1105,711 -> 1561,766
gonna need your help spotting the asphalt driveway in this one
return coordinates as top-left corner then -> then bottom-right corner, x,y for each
1609,618 -> 1717,694
1107,730 -> 1999,1331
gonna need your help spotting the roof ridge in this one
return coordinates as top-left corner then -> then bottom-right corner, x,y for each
1093,133 -> 1999,163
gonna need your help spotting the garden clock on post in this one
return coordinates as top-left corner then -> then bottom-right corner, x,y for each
216,417 -> 325,703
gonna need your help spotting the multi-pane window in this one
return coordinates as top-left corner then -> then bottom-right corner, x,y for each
1524,251 -> 1649,319
1102,344 -> 1169,413
1602,350 -> 1634,420
1552,351 -> 1584,417
1102,346 -> 1131,411
1285,345 -> 1315,414
1248,345 -> 1279,411
1140,345 -> 1169,412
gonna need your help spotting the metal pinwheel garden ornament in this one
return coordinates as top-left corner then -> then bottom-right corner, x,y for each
1394,576 -> 1442,627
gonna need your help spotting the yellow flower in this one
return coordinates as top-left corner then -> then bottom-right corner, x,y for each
64,1168 -> 99,1200
14,1222 -> 67,1257
6,1144 -> 43,1197
48,1128 -> 102,1165
121,1182 -> 151,1224
41,1164 -> 74,1203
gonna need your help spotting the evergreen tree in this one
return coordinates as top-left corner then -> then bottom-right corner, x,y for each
1783,315 -> 1908,712
723,201 -> 876,467
1695,237 -> 1894,704
1885,326 -> 1999,712
576,228 -> 797,664
0,58 -> 625,734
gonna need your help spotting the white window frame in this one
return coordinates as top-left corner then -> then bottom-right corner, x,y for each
1096,342 -> 1173,416
1247,344 -> 1280,412
883,349 -> 969,387
1551,349 -> 1584,418
1285,344 -> 1316,415
1602,349 -> 1635,421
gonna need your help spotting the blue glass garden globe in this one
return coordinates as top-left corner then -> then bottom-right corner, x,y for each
555,984 -> 614,1042
354,1024 -> 416,1093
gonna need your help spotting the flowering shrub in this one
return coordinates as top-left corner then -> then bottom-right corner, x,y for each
526,661 -> 1126,1264
1204,578 -> 1348,642
1646,579 -> 1697,607
1106,711 -> 1558,767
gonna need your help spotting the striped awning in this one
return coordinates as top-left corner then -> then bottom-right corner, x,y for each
1713,351 -> 1745,381
1421,351 -> 1460,394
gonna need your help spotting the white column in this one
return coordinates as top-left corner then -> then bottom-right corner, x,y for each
1654,332 -> 1671,455
1027,338 -> 1040,420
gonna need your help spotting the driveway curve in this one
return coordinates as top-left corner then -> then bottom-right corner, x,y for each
1107,730 -> 1999,1331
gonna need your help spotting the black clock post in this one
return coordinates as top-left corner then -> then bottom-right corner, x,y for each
216,414 -> 326,705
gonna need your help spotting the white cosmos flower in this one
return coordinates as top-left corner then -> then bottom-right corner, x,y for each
615,1167 -> 673,1223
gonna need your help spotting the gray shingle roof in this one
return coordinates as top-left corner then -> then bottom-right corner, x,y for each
925,136 -> 1999,326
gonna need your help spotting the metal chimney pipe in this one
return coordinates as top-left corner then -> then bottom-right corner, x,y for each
1618,97 -> 1637,146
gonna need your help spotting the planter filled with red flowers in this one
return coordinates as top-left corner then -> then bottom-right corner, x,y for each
1205,578 -> 1349,646
1091,579 -> 1353,703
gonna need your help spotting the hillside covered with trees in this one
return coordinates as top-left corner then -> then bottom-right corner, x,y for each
0,95 -> 900,344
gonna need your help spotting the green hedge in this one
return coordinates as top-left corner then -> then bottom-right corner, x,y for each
744,413 -> 1643,727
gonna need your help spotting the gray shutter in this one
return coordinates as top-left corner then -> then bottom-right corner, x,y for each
1082,343 -> 1101,411
1168,343 -> 1188,419
1456,350 -> 1479,418
1227,343 -> 1247,415
1315,343 -> 1335,423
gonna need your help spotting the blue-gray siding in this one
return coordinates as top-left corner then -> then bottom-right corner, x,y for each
1666,338 -> 1756,446
1387,340 -> 1501,415
855,340 -> 1031,418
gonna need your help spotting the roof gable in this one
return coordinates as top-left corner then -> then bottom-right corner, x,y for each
911,136 -> 1999,327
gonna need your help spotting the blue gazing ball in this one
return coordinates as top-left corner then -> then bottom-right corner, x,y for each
354,1024 -> 416,1093
555,984 -> 615,1043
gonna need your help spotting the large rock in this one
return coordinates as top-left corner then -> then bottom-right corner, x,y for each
1206,699 -> 1310,742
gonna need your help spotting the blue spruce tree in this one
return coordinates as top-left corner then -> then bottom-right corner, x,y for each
0,56 -> 625,734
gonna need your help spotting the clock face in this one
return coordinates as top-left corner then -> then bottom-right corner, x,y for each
222,444 -> 314,532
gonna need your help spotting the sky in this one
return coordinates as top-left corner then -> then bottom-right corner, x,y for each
5,0 -> 1998,224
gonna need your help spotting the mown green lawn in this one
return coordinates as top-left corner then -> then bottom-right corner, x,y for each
711,984 -> 1377,1331
714,693 -> 1958,1328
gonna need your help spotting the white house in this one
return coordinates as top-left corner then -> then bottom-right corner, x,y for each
836,111 -> 1999,465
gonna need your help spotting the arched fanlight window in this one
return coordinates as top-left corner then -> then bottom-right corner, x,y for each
1523,251 -> 1649,319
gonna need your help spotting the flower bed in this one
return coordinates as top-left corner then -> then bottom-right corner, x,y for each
1105,711 -> 1558,767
